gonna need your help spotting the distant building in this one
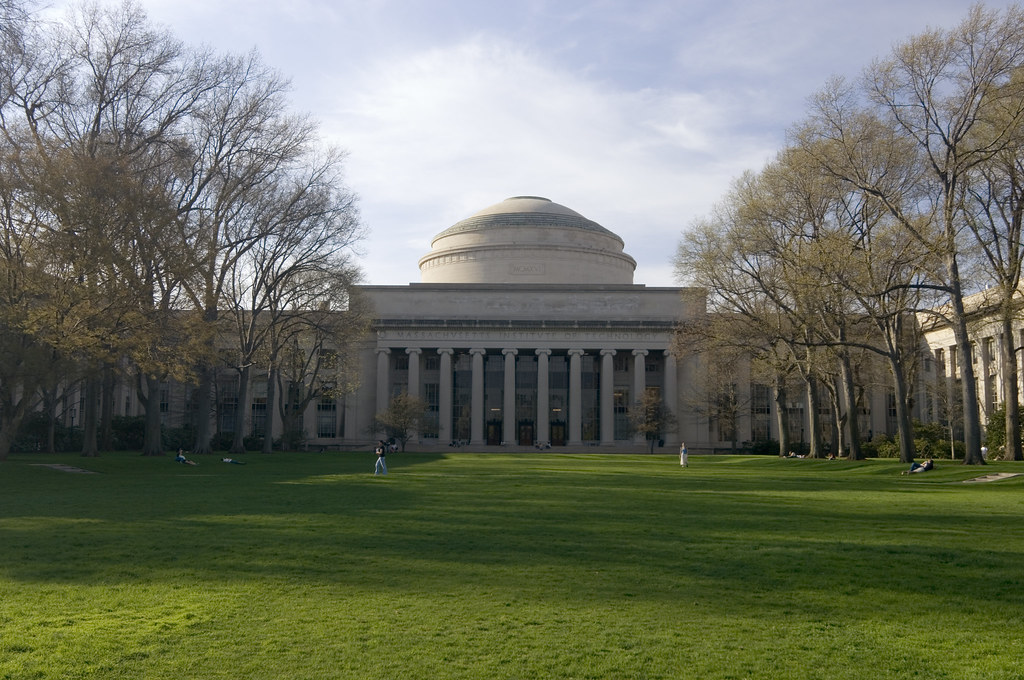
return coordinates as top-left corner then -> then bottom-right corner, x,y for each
63,195 -> 930,453
347,196 -> 696,450
919,288 -> 1024,440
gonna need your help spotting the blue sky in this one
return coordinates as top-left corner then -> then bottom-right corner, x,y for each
48,0 -> 1018,286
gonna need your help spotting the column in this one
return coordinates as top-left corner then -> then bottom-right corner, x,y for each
568,349 -> 584,445
405,348 -> 422,399
945,346 -> 957,433
470,348 -> 486,445
343,391 -> 357,443
406,347 -> 422,443
600,350 -> 616,445
632,349 -> 648,443
375,348 -> 391,415
501,349 -> 517,445
980,337 -> 994,417
664,351 -> 678,445
438,348 -> 453,444
536,349 -> 551,446
375,348 -> 392,439
994,334 -> 1006,408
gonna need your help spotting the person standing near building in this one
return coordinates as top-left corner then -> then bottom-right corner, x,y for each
374,440 -> 388,475
679,442 -> 688,467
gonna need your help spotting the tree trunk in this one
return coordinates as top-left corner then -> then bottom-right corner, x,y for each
42,387 -> 57,454
828,375 -> 844,459
0,383 -> 31,462
774,378 -> 789,457
0,425 -> 14,462
100,364 -> 115,451
804,375 -> 823,458
839,354 -> 863,460
46,408 -> 56,454
192,365 -> 214,455
262,364 -> 277,454
999,312 -> 1022,460
229,365 -> 250,454
140,374 -> 164,456
887,355 -> 917,464
192,306 -> 219,455
81,375 -> 99,457
948,286 -> 985,464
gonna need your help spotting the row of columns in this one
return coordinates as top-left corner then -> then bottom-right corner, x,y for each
376,346 -> 678,446
935,336 -> 1002,427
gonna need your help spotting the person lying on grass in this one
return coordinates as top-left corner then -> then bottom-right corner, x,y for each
222,457 -> 246,465
902,459 -> 934,475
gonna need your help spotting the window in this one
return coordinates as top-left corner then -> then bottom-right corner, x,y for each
251,397 -> 267,437
422,383 -> 439,438
751,383 -> 771,442
613,353 -> 629,372
317,397 -> 337,438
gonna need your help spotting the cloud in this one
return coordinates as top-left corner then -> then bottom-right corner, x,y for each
321,35 -> 778,285
45,0 -> 1018,288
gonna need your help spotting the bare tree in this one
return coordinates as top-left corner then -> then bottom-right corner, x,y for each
171,50 -> 331,455
373,392 -> 427,453
962,90 -> 1024,461
221,150 -> 364,453
628,387 -> 677,453
804,6 -> 1024,464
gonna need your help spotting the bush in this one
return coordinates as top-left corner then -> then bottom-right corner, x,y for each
111,416 -> 145,451
11,412 -> 52,452
874,440 -> 900,458
11,412 -> 82,453
210,432 -> 235,451
161,426 -> 194,453
278,429 -> 306,451
862,434 -> 898,458
747,440 -> 779,456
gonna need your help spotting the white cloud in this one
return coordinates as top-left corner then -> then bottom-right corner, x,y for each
42,0 -> 1023,288
321,36 -> 777,285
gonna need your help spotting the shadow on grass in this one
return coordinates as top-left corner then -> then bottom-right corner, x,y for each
3,454 -> 1023,628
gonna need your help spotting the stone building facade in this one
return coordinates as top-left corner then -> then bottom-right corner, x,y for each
343,196 -> 700,450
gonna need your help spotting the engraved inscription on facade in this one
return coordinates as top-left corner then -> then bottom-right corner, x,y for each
509,263 -> 545,276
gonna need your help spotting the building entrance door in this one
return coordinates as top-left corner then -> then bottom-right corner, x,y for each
550,421 -> 566,446
486,420 -> 502,445
518,422 -> 533,446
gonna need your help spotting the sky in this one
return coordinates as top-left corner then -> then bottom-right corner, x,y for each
46,0 -> 1020,286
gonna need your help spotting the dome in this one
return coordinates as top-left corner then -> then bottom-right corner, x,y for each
418,196 -> 637,284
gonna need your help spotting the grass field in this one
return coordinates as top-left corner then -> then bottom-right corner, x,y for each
1,451 -> 1023,679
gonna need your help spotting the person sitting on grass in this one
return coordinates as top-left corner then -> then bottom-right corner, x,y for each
902,458 -> 934,475
175,449 -> 198,466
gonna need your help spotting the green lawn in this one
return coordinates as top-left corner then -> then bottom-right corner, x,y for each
1,452 -> 1023,679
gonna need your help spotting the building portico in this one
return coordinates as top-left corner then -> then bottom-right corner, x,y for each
352,281 -> 696,449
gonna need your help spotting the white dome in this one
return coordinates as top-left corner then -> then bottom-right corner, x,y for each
418,196 -> 637,284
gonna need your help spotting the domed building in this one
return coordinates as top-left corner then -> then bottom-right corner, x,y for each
333,196 -> 709,450
418,196 -> 637,285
